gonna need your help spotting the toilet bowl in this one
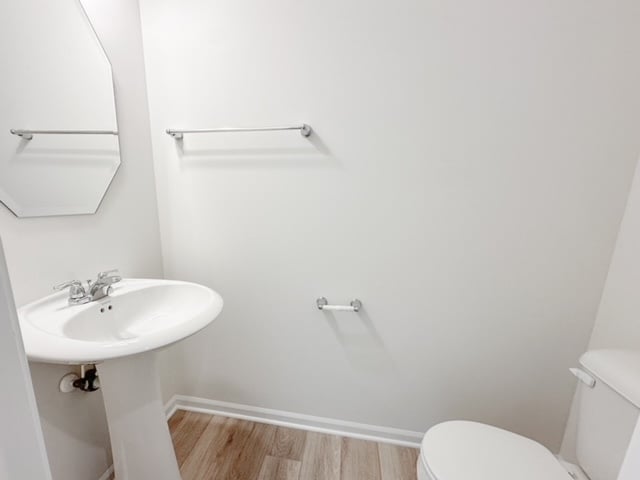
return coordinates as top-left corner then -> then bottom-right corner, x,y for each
417,350 -> 640,480
416,421 -> 571,480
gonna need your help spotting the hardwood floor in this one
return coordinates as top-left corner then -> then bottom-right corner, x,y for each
165,410 -> 419,480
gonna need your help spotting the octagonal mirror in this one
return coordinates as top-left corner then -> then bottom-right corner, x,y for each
0,0 -> 120,218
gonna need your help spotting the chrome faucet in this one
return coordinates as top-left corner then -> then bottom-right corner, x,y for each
54,269 -> 122,306
87,269 -> 122,301
54,280 -> 91,305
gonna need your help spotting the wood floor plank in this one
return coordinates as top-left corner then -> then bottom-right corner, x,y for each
270,426 -> 307,461
298,432 -> 341,480
180,416 -> 255,478
258,456 -> 302,480
378,443 -> 419,480
340,437 -> 381,480
225,422 -> 278,480
169,411 -> 213,466
166,412 -> 418,480
167,409 -> 186,431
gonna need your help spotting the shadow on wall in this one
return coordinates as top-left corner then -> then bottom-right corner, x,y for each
13,137 -> 119,158
170,129 -> 338,169
322,307 -> 397,374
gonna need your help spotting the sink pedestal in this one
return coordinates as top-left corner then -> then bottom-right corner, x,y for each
98,353 -> 180,480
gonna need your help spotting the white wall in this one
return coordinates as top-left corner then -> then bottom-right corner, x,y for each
0,0 -> 163,478
561,158 -> 640,462
140,0 -> 640,450
589,161 -> 640,350
0,239 -> 52,480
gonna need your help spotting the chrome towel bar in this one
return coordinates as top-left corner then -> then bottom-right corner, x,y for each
10,129 -> 118,141
165,124 -> 312,140
316,297 -> 362,312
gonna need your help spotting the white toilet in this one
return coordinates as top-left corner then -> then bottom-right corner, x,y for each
417,349 -> 640,480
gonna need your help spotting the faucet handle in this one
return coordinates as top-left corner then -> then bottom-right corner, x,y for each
53,280 -> 87,299
54,280 -> 82,291
97,269 -> 119,279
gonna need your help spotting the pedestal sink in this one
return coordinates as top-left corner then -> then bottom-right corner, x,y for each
18,278 -> 223,480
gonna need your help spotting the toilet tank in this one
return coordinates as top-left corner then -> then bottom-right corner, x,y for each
575,350 -> 640,480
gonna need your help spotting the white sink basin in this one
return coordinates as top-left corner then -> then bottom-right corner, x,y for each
19,278 -> 222,364
18,278 -> 223,480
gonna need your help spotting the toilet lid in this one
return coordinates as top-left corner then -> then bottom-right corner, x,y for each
420,421 -> 571,480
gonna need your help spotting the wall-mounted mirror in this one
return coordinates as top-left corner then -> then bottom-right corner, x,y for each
0,0 -> 120,218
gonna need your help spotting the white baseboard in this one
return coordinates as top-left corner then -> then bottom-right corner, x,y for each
165,395 -> 179,420
167,394 -> 423,448
97,465 -> 113,480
